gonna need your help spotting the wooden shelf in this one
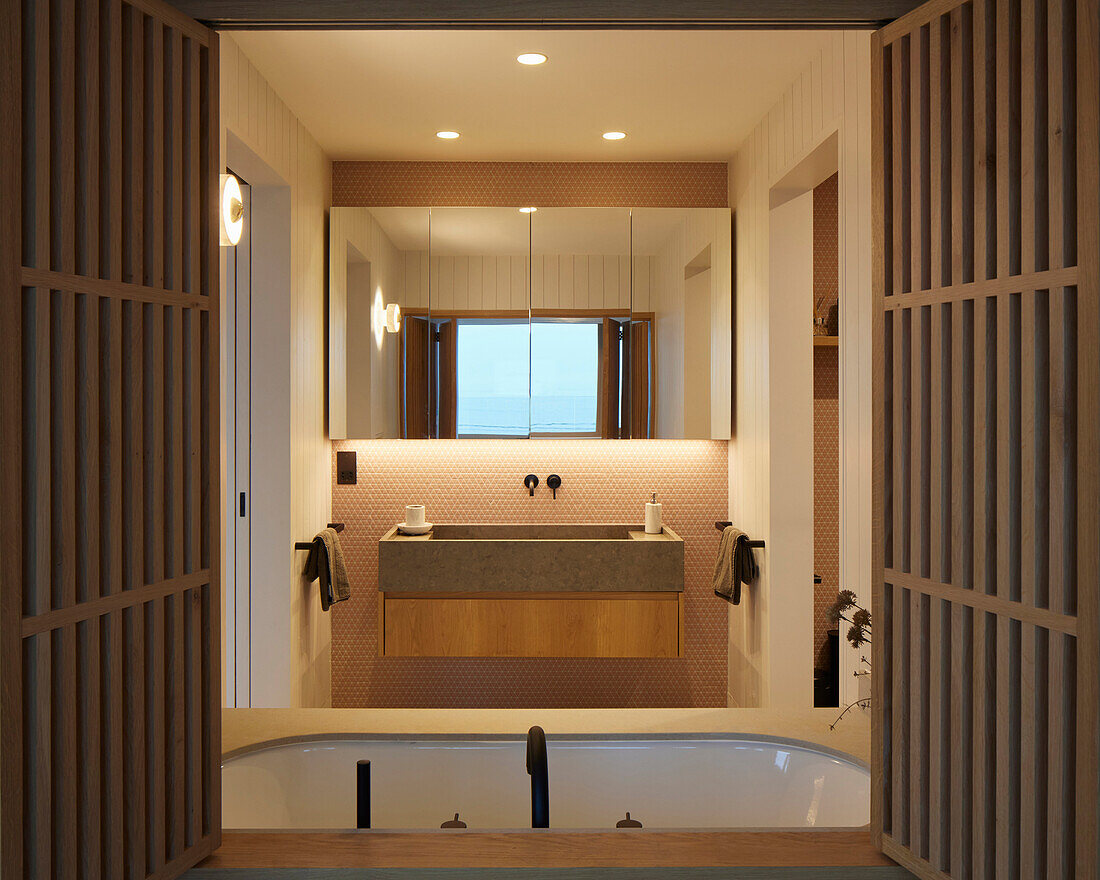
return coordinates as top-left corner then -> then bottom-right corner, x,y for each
813,335 -> 840,347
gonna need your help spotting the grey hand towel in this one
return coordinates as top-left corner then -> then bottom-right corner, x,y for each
304,527 -> 351,611
712,525 -> 758,605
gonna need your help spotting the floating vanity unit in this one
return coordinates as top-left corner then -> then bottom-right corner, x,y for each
378,524 -> 684,658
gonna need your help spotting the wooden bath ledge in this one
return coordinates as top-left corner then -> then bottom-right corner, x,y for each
195,830 -> 897,870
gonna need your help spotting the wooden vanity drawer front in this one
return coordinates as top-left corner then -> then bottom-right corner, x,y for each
381,592 -> 681,658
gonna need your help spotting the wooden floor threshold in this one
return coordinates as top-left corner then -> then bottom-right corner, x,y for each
194,829 -> 898,869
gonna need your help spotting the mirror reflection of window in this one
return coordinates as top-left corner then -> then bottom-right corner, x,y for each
531,319 -> 601,437
454,319 -> 530,438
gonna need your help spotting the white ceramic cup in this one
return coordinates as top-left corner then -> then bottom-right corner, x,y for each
405,505 -> 426,527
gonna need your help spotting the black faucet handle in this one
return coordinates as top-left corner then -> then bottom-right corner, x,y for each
524,474 -> 539,496
547,474 -> 561,499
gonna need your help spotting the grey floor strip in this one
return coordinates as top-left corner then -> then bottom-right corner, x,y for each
186,867 -> 915,880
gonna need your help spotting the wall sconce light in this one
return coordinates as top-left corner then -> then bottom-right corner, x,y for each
220,173 -> 244,246
385,303 -> 402,334
373,293 -> 401,347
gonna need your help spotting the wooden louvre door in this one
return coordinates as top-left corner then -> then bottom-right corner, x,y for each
401,315 -> 430,438
435,319 -> 458,439
629,318 -> 653,438
0,0 -> 222,877
601,317 -> 623,438
871,0 -> 1098,878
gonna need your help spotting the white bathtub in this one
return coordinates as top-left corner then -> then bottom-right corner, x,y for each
222,736 -> 870,830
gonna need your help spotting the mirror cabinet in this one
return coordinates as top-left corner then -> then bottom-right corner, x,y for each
329,206 -> 730,440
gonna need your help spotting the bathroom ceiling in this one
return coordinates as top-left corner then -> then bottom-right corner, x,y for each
229,30 -> 836,161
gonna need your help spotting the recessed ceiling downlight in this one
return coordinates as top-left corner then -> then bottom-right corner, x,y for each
517,53 -> 548,65
436,130 -> 461,139
602,131 -> 627,141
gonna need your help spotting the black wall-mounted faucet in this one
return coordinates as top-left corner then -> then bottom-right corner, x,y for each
524,474 -> 539,496
547,474 -> 561,499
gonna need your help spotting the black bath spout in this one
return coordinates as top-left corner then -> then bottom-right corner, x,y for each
526,725 -> 549,828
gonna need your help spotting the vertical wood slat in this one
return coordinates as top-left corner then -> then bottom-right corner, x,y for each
973,0 -> 993,282
50,0 -> 75,276
184,38 -> 199,295
33,0 -> 51,271
927,597 -> 946,871
146,15 -> 163,291
871,27 -> 886,844
103,299 -> 125,878
1045,0 -> 1065,270
1074,0 -> 1099,870
1021,0 -> 1037,277
4,40 -> 24,880
78,616 -> 102,880
971,609 -> 995,880
76,292 -> 102,880
124,295 -> 147,880
105,0 -> 123,281
77,0 -> 99,279
909,590 -> 928,857
950,598 -> 971,874
146,303 -> 166,873
123,3 -> 143,285
892,41 -> 908,297
203,29 -> 222,847
911,25 -> 929,293
27,634 -> 52,880
926,302 -> 938,585
168,303 -> 185,861
928,16 -> 944,290
890,306 -> 908,842
951,4 -> 974,286
168,28 -> 183,293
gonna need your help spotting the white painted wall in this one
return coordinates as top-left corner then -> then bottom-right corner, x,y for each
329,208 -> 407,440
220,37 -> 332,708
726,32 -> 873,709
418,254 -> 652,312
767,191 -> 815,708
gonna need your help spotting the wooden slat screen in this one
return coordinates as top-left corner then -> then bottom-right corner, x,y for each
1,0 -> 221,877
871,0 -> 1099,877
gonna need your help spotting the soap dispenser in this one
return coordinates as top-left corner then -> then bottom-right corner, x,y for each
645,492 -> 663,535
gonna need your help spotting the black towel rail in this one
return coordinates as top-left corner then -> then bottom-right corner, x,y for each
294,522 -> 345,551
714,522 -> 765,548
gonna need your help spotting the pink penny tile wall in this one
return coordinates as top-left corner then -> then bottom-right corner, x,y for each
813,347 -> 840,662
330,439 -> 730,708
813,173 -> 839,330
331,161 -> 728,208
812,172 -> 840,665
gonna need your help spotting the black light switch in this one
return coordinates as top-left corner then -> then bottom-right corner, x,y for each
337,450 -> 357,485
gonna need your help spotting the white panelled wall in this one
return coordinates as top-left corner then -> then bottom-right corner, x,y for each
406,254 -> 650,312
727,32 -> 872,710
220,37 -> 333,707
